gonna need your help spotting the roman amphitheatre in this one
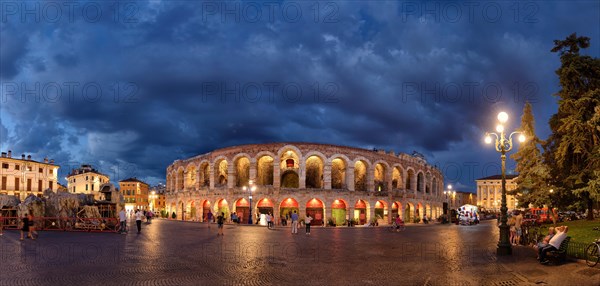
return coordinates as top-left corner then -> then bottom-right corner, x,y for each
166,143 -> 444,226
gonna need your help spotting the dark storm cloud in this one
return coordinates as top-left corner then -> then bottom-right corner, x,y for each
0,0 -> 598,190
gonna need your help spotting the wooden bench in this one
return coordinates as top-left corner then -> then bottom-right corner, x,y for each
547,236 -> 571,264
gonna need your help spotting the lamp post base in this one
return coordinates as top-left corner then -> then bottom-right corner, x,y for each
497,223 -> 512,255
497,244 -> 512,256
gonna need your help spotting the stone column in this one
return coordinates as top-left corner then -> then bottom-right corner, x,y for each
347,166 -> 355,191
386,168 -> 393,192
388,199 -> 393,225
273,156 -> 281,188
348,206 -> 355,224
367,166 -> 374,192
323,161 -> 332,190
209,165 -> 215,189
299,160 -> 306,189
227,164 -> 235,189
368,201 -> 375,224
249,158 -> 257,183
195,165 -> 201,190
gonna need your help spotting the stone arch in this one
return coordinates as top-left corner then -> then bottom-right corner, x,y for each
256,197 -> 275,225
425,172 -> 432,194
277,145 -> 302,170
425,204 -> 432,219
202,200 -> 212,222
234,155 -> 251,187
354,199 -> 370,225
417,171 -> 425,193
353,158 -> 371,192
392,165 -> 404,190
279,147 -> 301,188
306,198 -> 325,226
281,170 -> 299,188
373,161 -> 389,192
279,197 -> 300,220
331,199 -> 347,226
186,200 -> 198,221
330,156 -> 347,189
256,152 -> 275,186
185,163 -> 197,190
374,200 -> 388,224
416,202 -> 423,222
233,197 -> 250,224
215,198 -> 230,220
213,157 -> 229,187
406,168 -> 415,191
391,201 -> 403,220
305,153 -> 325,189
199,160 -> 210,187
405,202 -> 415,223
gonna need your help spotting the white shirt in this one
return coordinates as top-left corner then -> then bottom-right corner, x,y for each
135,211 -> 143,221
119,210 -> 127,222
549,230 -> 567,248
305,216 -> 312,224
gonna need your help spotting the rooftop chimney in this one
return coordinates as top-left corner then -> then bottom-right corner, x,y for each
7,150 -> 11,158
50,159 -> 54,164
21,154 -> 25,160
1,152 -> 5,158
27,155 -> 31,160
44,157 -> 48,163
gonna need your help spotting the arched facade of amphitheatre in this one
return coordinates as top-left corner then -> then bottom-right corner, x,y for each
165,143 -> 444,226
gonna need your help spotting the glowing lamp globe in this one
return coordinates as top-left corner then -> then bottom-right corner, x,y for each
498,112 -> 508,123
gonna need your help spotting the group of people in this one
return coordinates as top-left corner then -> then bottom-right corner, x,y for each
118,209 -> 153,234
536,225 -> 569,265
508,211 -> 524,245
19,213 -> 38,240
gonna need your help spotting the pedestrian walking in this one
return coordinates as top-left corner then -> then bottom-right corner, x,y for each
19,215 -> 30,240
207,210 -> 213,229
291,210 -> 299,234
266,213 -> 272,229
135,209 -> 143,233
119,208 -> 127,234
217,212 -> 224,236
305,214 -> 313,235
28,213 -> 38,239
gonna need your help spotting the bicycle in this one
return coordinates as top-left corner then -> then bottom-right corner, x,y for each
585,239 -> 600,267
388,222 -> 405,232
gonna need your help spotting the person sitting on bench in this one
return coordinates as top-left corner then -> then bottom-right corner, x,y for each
538,225 -> 568,264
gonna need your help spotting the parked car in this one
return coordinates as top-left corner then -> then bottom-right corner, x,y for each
522,213 -> 541,226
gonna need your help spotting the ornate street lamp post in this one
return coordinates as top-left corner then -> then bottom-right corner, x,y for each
485,111 -> 525,256
243,180 -> 256,224
443,184 -> 452,211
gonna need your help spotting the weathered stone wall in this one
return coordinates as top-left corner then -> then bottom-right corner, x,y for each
166,143 -> 445,225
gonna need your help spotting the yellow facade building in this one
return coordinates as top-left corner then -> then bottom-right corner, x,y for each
476,174 -> 519,211
119,178 -> 149,212
0,151 -> 59,200
66,165 -> 110,200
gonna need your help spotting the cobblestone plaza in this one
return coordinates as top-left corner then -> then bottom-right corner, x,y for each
1,220 -> 598,285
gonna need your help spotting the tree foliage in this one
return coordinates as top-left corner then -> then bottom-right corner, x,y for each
510,102 -> 550,208
547,33 -> 600,219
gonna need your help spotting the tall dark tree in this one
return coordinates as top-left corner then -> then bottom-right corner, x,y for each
510,102 -> 550,208
547,33 -> 600,220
